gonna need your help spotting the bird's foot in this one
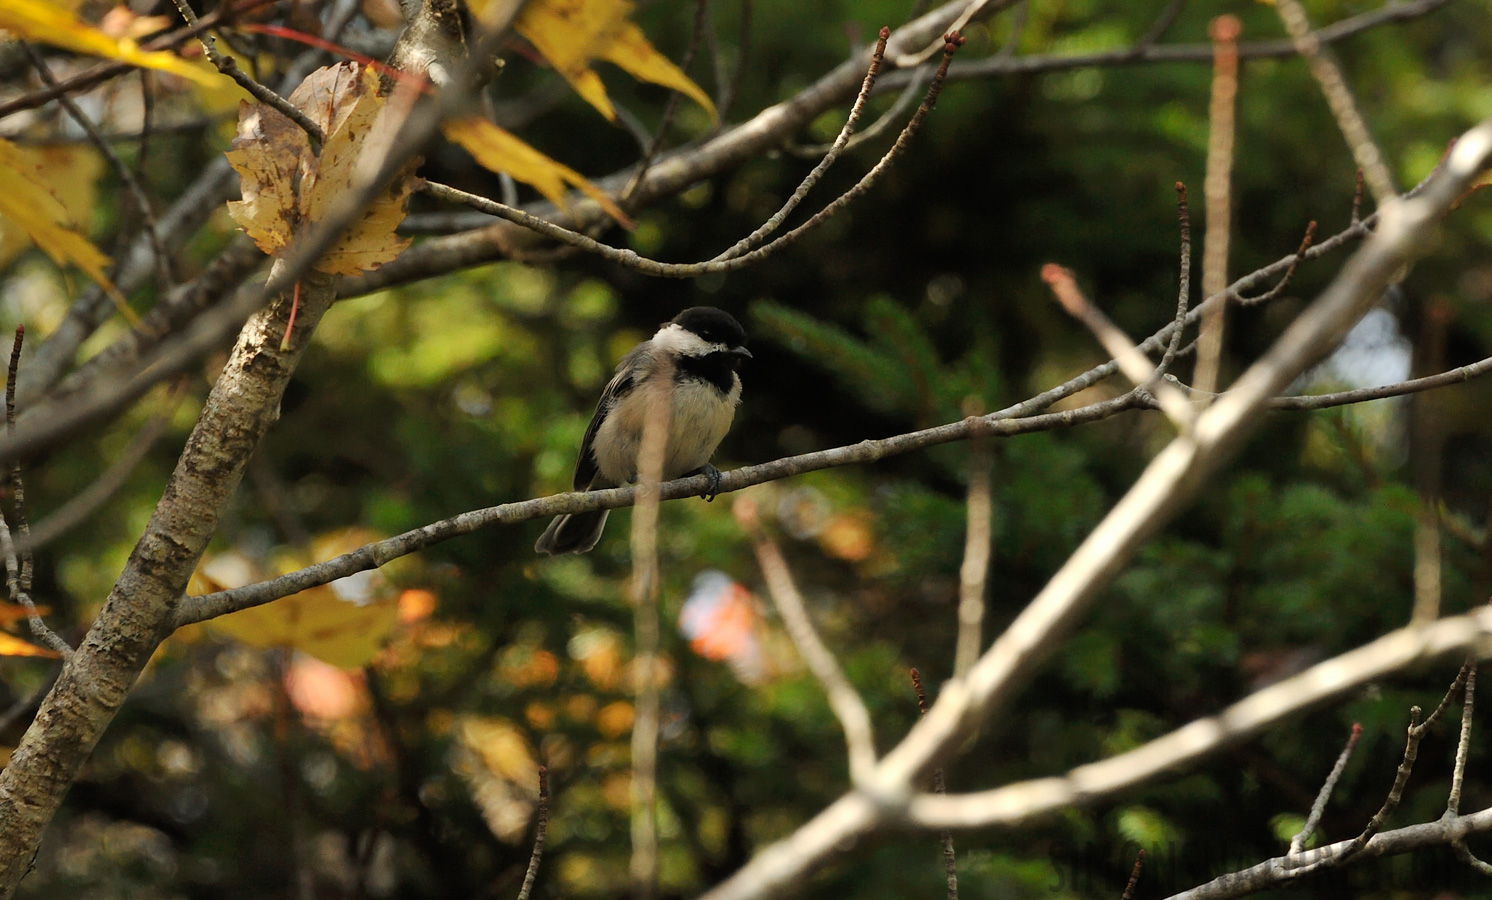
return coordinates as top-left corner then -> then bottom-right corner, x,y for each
687,464 -> 723,502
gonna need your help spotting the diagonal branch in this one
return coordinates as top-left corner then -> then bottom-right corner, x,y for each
737,498 -> 878,786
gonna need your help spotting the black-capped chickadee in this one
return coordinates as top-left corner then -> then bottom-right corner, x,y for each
535,307 -> 751,555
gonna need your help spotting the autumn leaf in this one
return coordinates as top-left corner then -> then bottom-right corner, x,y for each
0,631 -> 61,659
441,116 -> 631,226
507,0 -> 716,124
206,583 -> 399,669
196,531 -> 403,669
0,137 -> 135,314
0,602 -> 50,629
0,0 -> 218,85
224,61 -> 414,275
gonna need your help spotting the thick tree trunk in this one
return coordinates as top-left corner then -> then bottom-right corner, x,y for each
0,266 -> 337,897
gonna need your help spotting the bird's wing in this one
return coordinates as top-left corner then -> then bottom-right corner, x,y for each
572,345 -> 647,490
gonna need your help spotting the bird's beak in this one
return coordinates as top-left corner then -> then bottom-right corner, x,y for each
729,347 -> 753,359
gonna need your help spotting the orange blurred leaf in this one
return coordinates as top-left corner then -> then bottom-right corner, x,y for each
0,602 -> 49,629
0,0 -> 218,84
0,631 -> 61,659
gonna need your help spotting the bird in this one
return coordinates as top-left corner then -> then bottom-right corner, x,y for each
535,307 -> 751,555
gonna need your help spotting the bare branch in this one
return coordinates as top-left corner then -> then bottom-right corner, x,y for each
910,668 -> 958,900
0,328 -> 70,659
907,0 -> 1451,88
1120,849 -> 1145,900
736,498 -> 878,786
1042,264 -> 1193,425
1194,15 -> 1240,398
1235,222 -> 1318,306
905,613 -> 1492,831
1273,0 -> 1396,204
1289,722 -> 1361,856
174,391 -> 1144,627
715,27 -> 891,260
1156,181 -> 1193,376
954,413 -> 992,678
419,31 -> 963,278
1448,661 -> 1476,817
692,117 -> 1492,900
1170,801 -> 1492,900
19,41 -> 174,292
516,767 -> 549,900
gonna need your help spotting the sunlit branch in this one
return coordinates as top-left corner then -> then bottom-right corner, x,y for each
902,613 -> 1489,831
737,498 -> 878,785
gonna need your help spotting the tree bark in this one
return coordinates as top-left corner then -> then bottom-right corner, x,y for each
0,265 -> 337,898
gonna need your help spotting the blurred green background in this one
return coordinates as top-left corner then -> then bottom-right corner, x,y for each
5,0 -> 1492,897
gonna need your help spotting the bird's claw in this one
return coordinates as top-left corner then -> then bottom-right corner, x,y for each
692,464 -> 723,502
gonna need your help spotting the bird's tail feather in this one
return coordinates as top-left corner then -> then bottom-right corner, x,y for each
534,509 -> 610,555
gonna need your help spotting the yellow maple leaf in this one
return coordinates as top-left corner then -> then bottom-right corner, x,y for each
442,116 -> 631,226
602,21 -> 716,122
0,137 -> 133,314
508,0 -> 716,124
0,631 -> 61,659
224,62 -> 414,275
0,0 -> 218,85
0,143 -> 101,270
206,586 -> 399,669
196,529 -> 403,669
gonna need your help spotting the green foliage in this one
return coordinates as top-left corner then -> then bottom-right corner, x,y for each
9,1 -> 1492,898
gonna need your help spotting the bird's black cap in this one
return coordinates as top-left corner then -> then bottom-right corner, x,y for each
672,307 -> 747,348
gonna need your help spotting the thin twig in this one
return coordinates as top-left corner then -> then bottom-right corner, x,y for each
1312,660 -> 1474,871
1236,222 -> 1318,306
516,766 -> 549,900
422,33 -> 962,277
788,57 -> 932,158
1194,15 -> 1240,399
167,0 -> 326,148
1289,722 -> 1362,855
716,0 -> 752,123
177,342 -> 1492,627
1120,849 -> 1145,900
22,382 -> 185,552
18,41 -> 162,314
621,0 -> 712,204
1,328 -> 70,659
1157,181 -> 1193,376
736,497 -> 877,786
1351,168 -> 1366,225
20,42 -> 174,295
996,1 -> 1028,58
909,0 -> 1452,89
714,26 -> 889,260
1447,661 -> 1475,817
896,0 -> 1006,66
910,668 -> 958,900
1042,264 -> 1193,425
1139,0 -> 1186,47
1273,0 -> 1396,204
